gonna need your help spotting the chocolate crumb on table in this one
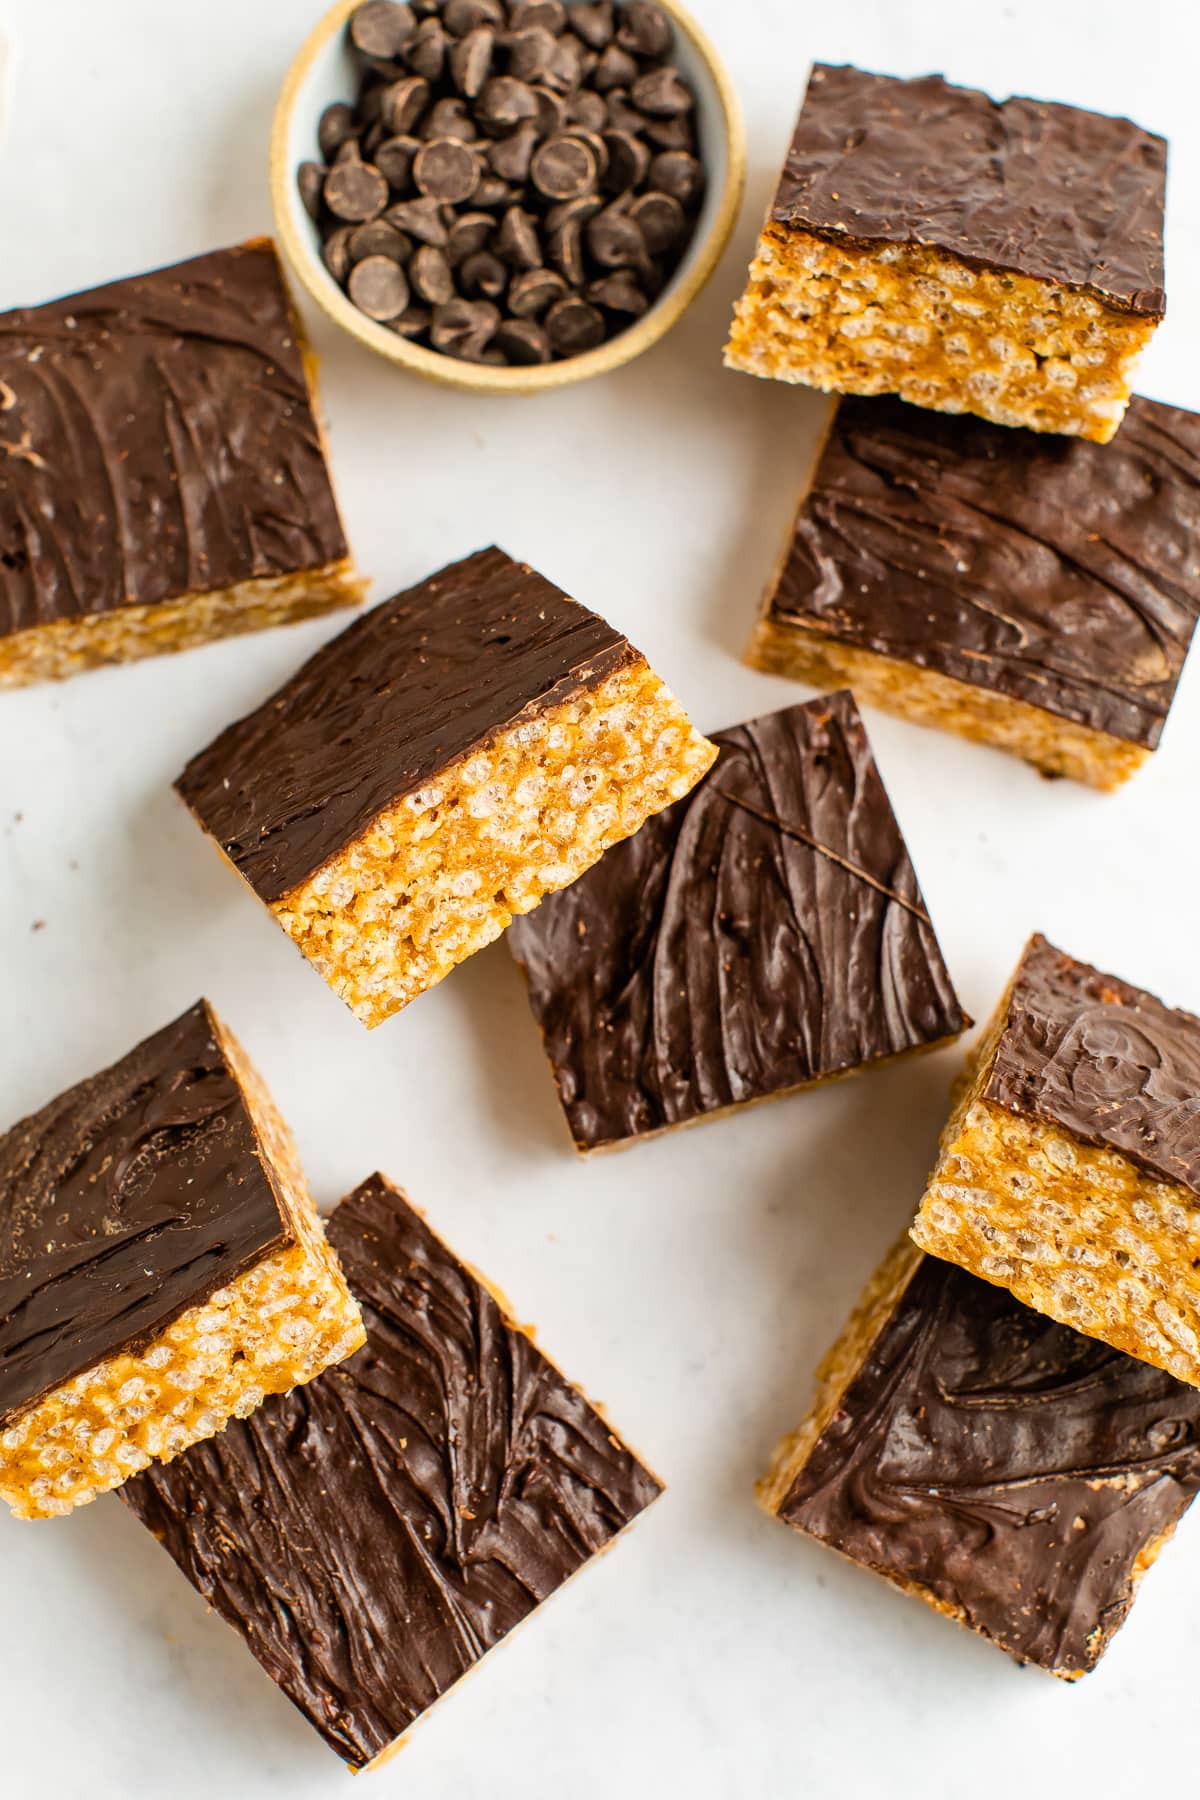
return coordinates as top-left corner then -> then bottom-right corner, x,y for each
912,934 -> 1200,1387
0,1002 -> 364,1521
508,692 -> 968,1153
725,64 -> 1167,443
0,240 -> 363,688
760,1241 -> 1200,1680
122,1173 -> 663,1772
749,395 -> 1200,791
176,546 -> 716,1027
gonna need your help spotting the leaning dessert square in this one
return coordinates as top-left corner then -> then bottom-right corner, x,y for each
912,934 -> 1200,1385
122,1174 -> 663,1771
760,1239 -> 1200,1679
0,1002 -> 364,1520
508,693 -> 968,1152
750,395 -> 1200,791
726,64 -> 1167,442
176,546 -> 717,1027
0,239 -> 363,686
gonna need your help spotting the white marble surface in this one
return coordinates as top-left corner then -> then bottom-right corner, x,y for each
1,2 -> 1199,1795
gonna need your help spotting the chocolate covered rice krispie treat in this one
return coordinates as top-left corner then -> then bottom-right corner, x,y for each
0,1002 -> 364,1519
912,935 -> 1200,1386
0,240 -> 363,686
177,547 -> 716,1027
726,65 -> 1167,442
760,1239 -> 1200,1678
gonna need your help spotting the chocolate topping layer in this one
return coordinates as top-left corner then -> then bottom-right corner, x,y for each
0,241 -> 348,639
122,1175 -> 662,1769
985,934 -> 1200,1197
774,65 -> 1167,314
509,694 -> 967,1150
769,395 -> 1200,748
779,1253 -> 1200,1676
176,546 -> 637,904
0,1002 -> 290,1426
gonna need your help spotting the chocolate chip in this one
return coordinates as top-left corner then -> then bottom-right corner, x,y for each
474,174 -> 515,208
587,202 -> 647,269
571,2 -> 614,50
384,195 -> 450,244
629,190 -> 685,253
348,253 -> 411,319
508,266 -> 567,317
645,112 -> 696,152
325,158 -> 390,222
423,95 -> 478,139
649,149 -> 704,207
318,102 -> 358,161
443,0 -> 503,31
388,304 -> 433,338
546,214 -> 586,286
494,318 -> 552,363
334,133 -> 366,165
509,0 -> 566,30
487,122 -> 538,182
381,75 -> 430,133
605,88 -> 645,134
543,36 -> 586,96
616,2 -> 672,58
592,45 -> 637,91
297,161 -> 326,220
476,75 -> 539,133
449,26 -> 494,97
460,249 -> 509,300
505,27 -> 556,83
447,211 -> 495,264
430,297 -> 501,357
348,219 -> 412,263
587,271 -> 649,315
323,225 -> 355,283
565,129 -> 609,177
531,135 -> 598,201
410,243 -> 457,303
566,89 -> 608,131
413,136 -> 480,201
631,67 -> 693,117
529,84 -> 568,135
601,128 -> 650,193
375,133 -> 422,188
349,2 -> 417,60
544,193 -> 603,233
496,205 -> 543,269
545,295 -> 605,354
405,17 -> 449,80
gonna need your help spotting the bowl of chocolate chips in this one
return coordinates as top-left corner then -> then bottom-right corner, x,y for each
271,0 -> 744,388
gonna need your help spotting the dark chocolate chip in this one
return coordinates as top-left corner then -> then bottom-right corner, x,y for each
324,158 -> 390,222
388,304 -> 433,338
476,75 -> 539,132
349,1 -> 417,60
544,193 -> 603,232
381,75 -> 430,133
348,253 -> 412,319
531,134 -> 598,200
473,175 -> 515,208
323,224 -> 355,284
422,95 -> 479,139
508,266 -> 568,317
297,161 -> 326,220
409,243 -> 458,304
487,121 -> 539,182
506,26 -> 558,82
529,84 -> 568,135
318,102 -> 358,161
459,249 -> 509,300
571,2 -> 614,50
496,205 -> 543,269
334,134 -> 366,165
542,36 -> 586,95
645,112 -> 695,152
615,2 -> 672,58
631,67 -> 693,117
649,148 -> 704,207
592,45 -> 637,91
601,127 -> 650,193
605,88 -> 645,134
509,0 -> 566,30
430,297 -> 501,357
348,219 -> 413,263
565,128 -> 609,176
447,211 -> 496,264
405,17 -> 449,81
449,26 -> 495,97
384,196 -> 450,244
629,190 -> 685,253
586,201 -> 647,269
546,215 -> 586,285
375,133 -> 422,188
443,0 -> 504,31
587,271 -> 650,314
566,89 -> 609,131
545,294 -> 606,354
413,136 -> 481,201
494,318 -> 552,363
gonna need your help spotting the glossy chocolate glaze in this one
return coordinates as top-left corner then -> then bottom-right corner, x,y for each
773,65 -> 1167,313
122,1175 -> 662,1769
0,241 -> 348,638
508,693 -> 967,1150
0,1002 -> 290,1425
779,1253 -> 1200,1675
769,395 -> 1200,747
176,546 -> 637,904
986,934 -> 1200,1196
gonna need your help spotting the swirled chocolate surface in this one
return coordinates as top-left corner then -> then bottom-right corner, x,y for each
768,395 -> 1200,748
176,546 -> 637,904
122,1175 -> 661,1769
508,693 -> 967,1151
0,1002 -> 289,1425
778,1252 -> 1200,1675
0,240 -> 348,638
774,64 -> 1167,314
986,934 -> 1200,1196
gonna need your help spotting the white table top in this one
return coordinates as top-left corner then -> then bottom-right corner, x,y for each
2,2 -> 1199,1795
